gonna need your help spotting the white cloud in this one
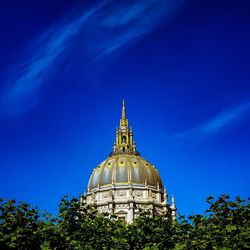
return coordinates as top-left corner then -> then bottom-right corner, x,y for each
1,0 -> 187,117
201,102 -> 250,133
174,101 -> 250,139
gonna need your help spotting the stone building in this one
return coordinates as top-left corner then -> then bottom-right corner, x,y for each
83,101 -> 176,223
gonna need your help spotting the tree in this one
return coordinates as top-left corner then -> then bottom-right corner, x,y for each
175,194 -> 250,249
0,198 -> 40,249
57,196 -> 128,249
0,195 -> 249,249
127,211 -> 174,250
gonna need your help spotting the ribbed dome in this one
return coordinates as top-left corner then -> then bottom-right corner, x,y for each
88,154 -> 163,191
84,101 -> 176,224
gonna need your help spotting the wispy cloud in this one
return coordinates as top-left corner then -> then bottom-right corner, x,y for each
201,102 -> 250,133
1,0 -> 186,117
1,2 -> 105,116
174,101 -> 250,138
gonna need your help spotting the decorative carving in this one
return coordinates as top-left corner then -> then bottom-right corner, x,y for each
136,191 -> 142,197
151,192 -> 156,198
119,190 -> 125,196
102,192 -> 109,198
116,204 -> 127,209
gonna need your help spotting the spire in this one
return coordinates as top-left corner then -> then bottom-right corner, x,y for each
119,99 -> 128,129
122,99 -> 126,120
110,101 -> 139,156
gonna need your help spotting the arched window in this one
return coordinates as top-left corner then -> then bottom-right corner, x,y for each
116,211 -> 127,222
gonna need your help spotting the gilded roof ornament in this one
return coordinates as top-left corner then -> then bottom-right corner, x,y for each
111,100 -> 139,156
122,99 -> 126,119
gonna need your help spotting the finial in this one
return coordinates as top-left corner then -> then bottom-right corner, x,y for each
171,195 -> 175,208
132,141 -> 136,151
122,99 -> 126,119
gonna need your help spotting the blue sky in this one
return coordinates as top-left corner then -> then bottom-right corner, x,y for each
0,0 -> 249,216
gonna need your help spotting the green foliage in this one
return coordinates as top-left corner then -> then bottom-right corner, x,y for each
0,195 -> 249,249
175,194 -> 250,250
56,196 -> 128,249
0,198 -> 40,249
127,211 -> 174,249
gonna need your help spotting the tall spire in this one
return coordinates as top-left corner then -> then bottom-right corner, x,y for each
122,99 -> 126,119
120,100 -> 128,129
110,101 -> 139,156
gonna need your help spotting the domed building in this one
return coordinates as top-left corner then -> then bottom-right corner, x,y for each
83,101 -> 176,223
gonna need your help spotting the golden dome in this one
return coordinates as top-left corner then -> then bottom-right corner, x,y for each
88,154 -> 163,191
87,100 -> 164,192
